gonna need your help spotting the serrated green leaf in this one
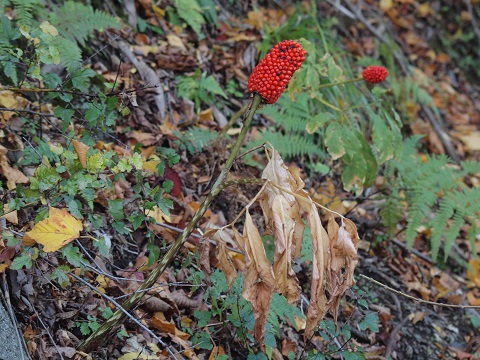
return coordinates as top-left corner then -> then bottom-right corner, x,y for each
108,199 -> 124,221
10,254 -> 32,270
358,312 -> 379,332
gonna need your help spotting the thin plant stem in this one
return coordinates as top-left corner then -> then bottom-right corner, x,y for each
77,93 -> 263,353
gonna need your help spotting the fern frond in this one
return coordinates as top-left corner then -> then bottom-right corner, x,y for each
429,199 -> 455,260
50,1 -> 119,47
379,192 -> 404,236
255,130 -> 323,159
52,37 -> 82,72
174,127 -> 217,155
11,0 -> 42,27
443,212 -> 465,262
405,189 -> 431,247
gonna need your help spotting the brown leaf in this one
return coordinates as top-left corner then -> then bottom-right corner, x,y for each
71,139 -> 89,168
272,195 -> 300,303
305,204 -> 329,339
242,211 -> 275,350
199,232 -> 212,283
326,216 -> 359,322
214,231 -> 238,290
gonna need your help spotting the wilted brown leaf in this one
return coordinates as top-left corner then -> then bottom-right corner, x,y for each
305,204 -> 329,339
242,211 -> 275,350
326,216 -> 359,322
271,194 -> 301,303
213,230 -> 238,290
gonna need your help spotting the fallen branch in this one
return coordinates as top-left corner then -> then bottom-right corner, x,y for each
359,274 -> 480,309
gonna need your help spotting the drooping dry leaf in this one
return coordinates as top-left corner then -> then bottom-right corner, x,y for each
305,204 -> 329,339
25,207 -> 83,252
199,232 -> 212,283
242,211 -> 275,350
71,139 -> 89,168
326,216 -> 359,322
261,148 -> 306,258
271,195 -> 300,303
212,229 -> 238,290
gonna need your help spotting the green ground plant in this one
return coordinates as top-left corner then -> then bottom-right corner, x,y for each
1,0 -> 478,358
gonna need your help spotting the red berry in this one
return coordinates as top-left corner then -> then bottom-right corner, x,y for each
248,40 -> 307,104
362,66 -> 389,84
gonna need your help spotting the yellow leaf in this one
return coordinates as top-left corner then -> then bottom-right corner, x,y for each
71,139 -> 89,168
40,21 -> 58,36
25,207 -> 83,252
380,0 -> 393,11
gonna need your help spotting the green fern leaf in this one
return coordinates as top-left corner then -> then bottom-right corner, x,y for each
173,0 -> 205,36
429,199 -> 455,260
50,1 -> 119,47
52,37 -> 82,72
379,192 -> 404,236
174,127 -> 217,155
443,212 -> 465,262
11,0 -> 42,27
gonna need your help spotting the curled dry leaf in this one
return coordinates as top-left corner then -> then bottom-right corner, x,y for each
326,216 -> 359,322
213,230 -> 238,290
242,211 -> 275,350
272,194 -> 301,303
304,203 -> 329,339
71,139 -> 89,168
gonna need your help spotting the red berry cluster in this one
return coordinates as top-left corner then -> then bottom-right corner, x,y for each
248,40 -> 307,104
362,66 -> 389,84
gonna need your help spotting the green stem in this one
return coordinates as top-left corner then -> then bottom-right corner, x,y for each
77,93 -> 263,353
316,77 -> 363,90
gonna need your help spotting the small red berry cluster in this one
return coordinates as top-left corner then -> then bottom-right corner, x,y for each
362,66 -> 389,84
248,40 -> 307,104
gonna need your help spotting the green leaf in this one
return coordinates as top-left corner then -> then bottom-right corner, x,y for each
71,68 -> 96,92
108,199 -> 125,221
54,106 -> 75,124
306,112 -> 334,134
62,243 -> 85,267
10,254 -> 32,270
194,310 -> 212,327
147,243 -> 160,265
358,312 -> 380,332
324,122 -> 345,160
174,0 -> 206,36
51,265 -> 71,288
101,307 -> 114,319
371,113 -> 395,164
191,330 -> 213,350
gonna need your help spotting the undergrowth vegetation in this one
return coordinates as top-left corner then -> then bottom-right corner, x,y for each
0,0 -> 479,358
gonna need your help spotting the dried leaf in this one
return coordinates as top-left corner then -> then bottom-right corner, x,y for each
242,211 -> 275,350
25,207 -> 83,252
272,195 -> 300,303
71,139 -> 89,168
213,231 -> 238,290
305,204 -> 329,339
326,216 -> 359,322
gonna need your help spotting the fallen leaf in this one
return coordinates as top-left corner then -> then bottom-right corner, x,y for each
71,139 -> 89,168
25,207 -> 83,252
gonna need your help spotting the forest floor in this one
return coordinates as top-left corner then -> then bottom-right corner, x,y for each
1,0 -> 480,359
